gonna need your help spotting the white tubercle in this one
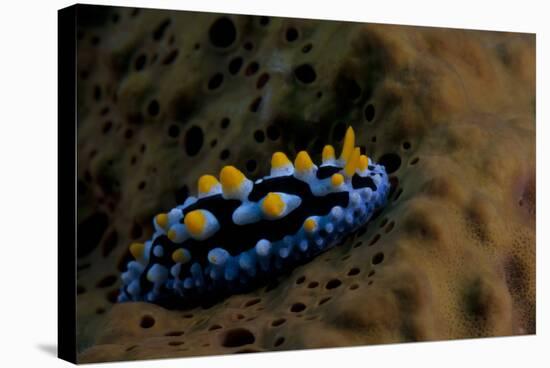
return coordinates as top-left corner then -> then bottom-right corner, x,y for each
232,202 -> 262,225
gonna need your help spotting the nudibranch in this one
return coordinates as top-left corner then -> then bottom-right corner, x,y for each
118,127 -> 390,305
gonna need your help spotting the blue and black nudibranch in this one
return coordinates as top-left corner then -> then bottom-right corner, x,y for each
118,127 -> 390,305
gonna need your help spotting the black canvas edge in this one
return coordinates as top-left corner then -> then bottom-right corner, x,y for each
58,4 -> 77,364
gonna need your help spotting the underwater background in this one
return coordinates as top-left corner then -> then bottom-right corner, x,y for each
75,5 -> 535,363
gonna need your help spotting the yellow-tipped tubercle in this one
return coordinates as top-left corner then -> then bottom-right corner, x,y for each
220,165 -> 246,191
339,126 -> 355,162
129,242 -> 145,260
184,210 -> 206,237
262,192 -> 285,218
303,218 -> 317,233
167,228 -> 177,241
295,151 -> 314,172
331,173 -> 344,187
198,174 -> 219,194
322,145 -> 335,162
358,155 -> 369,171
344,147 -> 361,177
155,213 -> 168,229
172,248 -> 190,264
271,152 -> 292,169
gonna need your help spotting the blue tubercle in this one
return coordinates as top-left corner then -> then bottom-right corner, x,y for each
118,127 -> 390,305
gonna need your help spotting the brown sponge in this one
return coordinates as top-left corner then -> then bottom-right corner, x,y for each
75,7 -> 535,363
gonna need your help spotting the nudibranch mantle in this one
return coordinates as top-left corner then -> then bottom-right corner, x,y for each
119,127 -> 390,305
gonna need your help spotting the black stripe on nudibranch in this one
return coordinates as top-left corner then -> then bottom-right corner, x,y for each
247,175 -> 312,201
180,187 -> 349,257
119,126 -> 391,305
316,165 -> 341,179
351,174 -> 377,190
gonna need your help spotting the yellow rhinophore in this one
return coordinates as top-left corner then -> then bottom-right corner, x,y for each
155,213 -> 168,229
271,152 -> 292,168
358,154 -> 369,172
129,242 -> 145,260
184,210 -> 206,237
220,165 -> 246,192
331,173 -> 344,187
262,192 -> 285,218
295,151 -> 314,172
322,145 -> 335,163
172,248 -> 190,264
303,218 -> 317,233
198,174 -> 219,195
344,147 -> 361,177
339,126 -> 355,162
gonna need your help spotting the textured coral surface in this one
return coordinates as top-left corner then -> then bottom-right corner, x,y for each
75,5 -> 535,363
